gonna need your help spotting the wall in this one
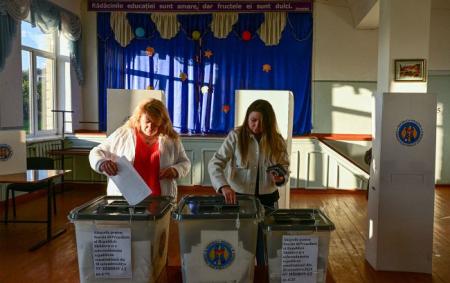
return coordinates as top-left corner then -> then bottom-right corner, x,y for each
79,0 -> 99,131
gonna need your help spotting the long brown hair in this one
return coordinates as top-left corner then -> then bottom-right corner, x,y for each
126,98 -> 179,140
237,99 -> 286,164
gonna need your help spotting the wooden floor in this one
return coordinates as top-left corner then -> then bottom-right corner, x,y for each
0,184 -> 449,283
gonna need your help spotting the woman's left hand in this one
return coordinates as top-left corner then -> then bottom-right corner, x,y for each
160,167 -> 179,179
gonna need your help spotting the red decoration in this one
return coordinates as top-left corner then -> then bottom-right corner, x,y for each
242,31 -> 251,41
223,105 -> 230,113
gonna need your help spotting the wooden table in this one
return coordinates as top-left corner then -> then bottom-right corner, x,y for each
0,169 -> 70,251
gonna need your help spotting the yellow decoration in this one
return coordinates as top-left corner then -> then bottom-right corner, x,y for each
262,64 -> 272,73
146,85 -> 154,90
180,72 -> 188,81
145,47 -> 155,56
192,30 -> 201,40
204,49 -> 213,59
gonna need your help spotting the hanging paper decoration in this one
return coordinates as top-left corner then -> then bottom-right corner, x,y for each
192,30 -> 201,40
204,50 -> 213,59
145,47 -> 155,56
262,64 -> 272,73
242,31 -> 251,41
223,105 -> 230,113
135,27 -> 145,38
146,85 -> 154,90
201,86 -> 209,94
180,72 -> 188,81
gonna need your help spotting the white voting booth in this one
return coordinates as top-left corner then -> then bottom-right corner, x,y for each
107,89 -> 165,135
366,92 -> 436,273
0,130 -> 26,175
235,90 -> 294,209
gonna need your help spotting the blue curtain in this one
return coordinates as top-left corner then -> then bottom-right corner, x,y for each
98,12 -> 312,135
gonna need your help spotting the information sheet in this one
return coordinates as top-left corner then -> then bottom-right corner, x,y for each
93,228 -> 132,279
281,235 -> 318,283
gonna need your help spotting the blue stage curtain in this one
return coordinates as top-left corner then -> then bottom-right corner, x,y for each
97,12 -> 312,135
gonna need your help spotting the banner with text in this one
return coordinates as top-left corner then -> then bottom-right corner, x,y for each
88,0 -> 312,12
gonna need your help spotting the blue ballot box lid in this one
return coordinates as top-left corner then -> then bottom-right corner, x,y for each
68,195 -> 173,221
263,209 -> 335,232
173,195 -> 264,220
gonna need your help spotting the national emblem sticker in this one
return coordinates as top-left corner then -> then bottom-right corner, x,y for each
203,240 -> 235,269
396,120 -> 423,146
0,144 -> 13,161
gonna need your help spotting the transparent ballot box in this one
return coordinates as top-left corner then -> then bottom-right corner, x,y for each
173,195 -> 264,283
68,196 -> 173,283
263,209 -> 335,283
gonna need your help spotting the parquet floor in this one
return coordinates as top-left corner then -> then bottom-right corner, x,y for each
0,185 -> 448,283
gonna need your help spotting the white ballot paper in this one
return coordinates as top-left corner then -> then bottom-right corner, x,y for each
110,156 -> 151,205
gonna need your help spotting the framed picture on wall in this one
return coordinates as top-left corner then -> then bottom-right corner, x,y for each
394,59 -> 426,82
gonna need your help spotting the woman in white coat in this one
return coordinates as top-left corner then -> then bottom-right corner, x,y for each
89,98 -> 191,199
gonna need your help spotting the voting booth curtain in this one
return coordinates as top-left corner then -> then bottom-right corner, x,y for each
97,12 -> 312,135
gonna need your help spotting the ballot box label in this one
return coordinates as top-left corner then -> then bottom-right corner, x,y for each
92,228 -> 132,279
281,235 -> 318,283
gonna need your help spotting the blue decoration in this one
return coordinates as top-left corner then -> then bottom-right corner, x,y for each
135,27 -> 145,38
396,120 -> 423,146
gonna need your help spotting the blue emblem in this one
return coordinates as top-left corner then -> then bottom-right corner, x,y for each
0,144 -> 13,161
203,240 -> 235,269
396,120 -> 423,146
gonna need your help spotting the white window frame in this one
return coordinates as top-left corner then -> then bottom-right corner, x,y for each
21,20 -> 72,138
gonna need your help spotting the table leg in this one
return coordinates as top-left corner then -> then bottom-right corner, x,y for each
28,180 -> 66,252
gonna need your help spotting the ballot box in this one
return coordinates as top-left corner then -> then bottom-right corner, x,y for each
68,196 -> 172,283
263,209 -> 335,283
173,195 -> 264,283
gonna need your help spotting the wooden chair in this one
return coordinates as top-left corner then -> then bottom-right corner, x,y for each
3,157 -> 57,223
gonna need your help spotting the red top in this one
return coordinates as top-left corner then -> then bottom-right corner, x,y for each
134,131 -> 161,196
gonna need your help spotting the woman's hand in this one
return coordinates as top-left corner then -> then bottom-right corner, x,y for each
160,167 -> 178,179
100,160 -> 118,176
220,185 -> 236,204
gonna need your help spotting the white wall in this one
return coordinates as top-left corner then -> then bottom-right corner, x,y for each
313,1 -> 378,81
429,8 -> 450,70
80,0 -> 99,130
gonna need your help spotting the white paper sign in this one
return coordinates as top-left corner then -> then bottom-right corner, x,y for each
281,235 -> 318,283
110,156 -> 151,205
93,228 -> 132,279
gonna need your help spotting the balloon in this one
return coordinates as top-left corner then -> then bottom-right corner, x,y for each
135,27 -> 145,37
242,31 -> 251,41
192,30 -> 201,40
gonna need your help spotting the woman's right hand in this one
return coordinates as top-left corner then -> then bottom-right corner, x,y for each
100,160 -> 118,176
220,185 -> 236,204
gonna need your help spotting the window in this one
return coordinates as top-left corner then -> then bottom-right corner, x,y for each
21,21 -> 72,136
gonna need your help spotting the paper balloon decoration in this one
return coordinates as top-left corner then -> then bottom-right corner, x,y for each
242,31 -> 251,41
192,30 -> 201,40
135,27 -> 145,37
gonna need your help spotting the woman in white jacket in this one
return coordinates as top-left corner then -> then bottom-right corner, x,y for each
89,98 -> 191,199
208,99 -> 289,206
208,99 -> 289,266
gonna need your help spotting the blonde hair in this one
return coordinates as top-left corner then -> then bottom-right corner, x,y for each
126,98 -> 179,140
237,99 -> 286,164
